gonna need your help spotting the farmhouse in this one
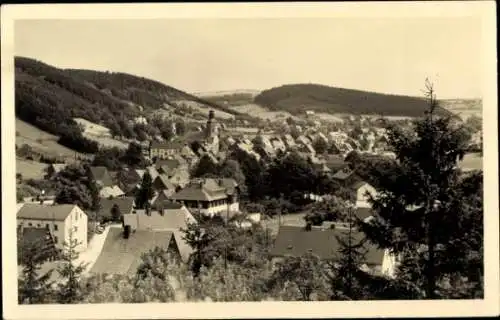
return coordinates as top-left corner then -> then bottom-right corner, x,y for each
270,225 -> 397,278
17,203 -> 88,252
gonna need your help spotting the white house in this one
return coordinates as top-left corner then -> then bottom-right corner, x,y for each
17,204 -> 88,252
350,181 -> 378,208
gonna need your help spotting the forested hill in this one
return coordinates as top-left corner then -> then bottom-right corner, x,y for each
254,83 -> 452,117
14,56 -> 240,153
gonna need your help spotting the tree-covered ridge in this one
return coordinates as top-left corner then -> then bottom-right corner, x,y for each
254,83 -> 452,117
14,56 -> 249,153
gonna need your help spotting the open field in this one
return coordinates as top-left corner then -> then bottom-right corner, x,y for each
440,99 -> 482,121
174,100 -> 236,120
15,118 -> 86,159
16,158 -> 49,180
458,152 -> 483,171
83,133 -> 129,150
229,104 -> 300,122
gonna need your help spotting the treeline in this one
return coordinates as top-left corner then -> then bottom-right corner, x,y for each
254,83 -> 452,117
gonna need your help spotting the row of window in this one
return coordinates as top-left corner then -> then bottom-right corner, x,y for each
24,222 -> 79,233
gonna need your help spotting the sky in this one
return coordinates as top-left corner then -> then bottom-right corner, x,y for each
14,18 -> 482,99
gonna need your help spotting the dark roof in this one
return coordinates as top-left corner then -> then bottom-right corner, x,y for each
90,228 -> 178,275
97,197 -> 135,219
356,207 -> 375,221
153,174 -> 176,191
270,225 -> 384,265
17,204 -> 76,221
90,166 -> 108,181
155,159 -> 182,171
19,227 -> 58,261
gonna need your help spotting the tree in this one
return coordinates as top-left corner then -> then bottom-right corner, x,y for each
330,207 -> 370,300
135,172 -> 154,209
312,137 -> 329,154
175,120 -> 187,136
121,142 -> 146,168
54,164 -> 98,211
219,159 -> 247,195
304,196 -> 351,226
18,237 -> 55,304
91,147 -> 124,170
267,253 -> 331,301
56,230 -> 87,303
191,154 -> 219,178
358,81 -> 480,299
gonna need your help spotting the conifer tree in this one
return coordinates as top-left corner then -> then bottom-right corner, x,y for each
358,80 -> 481,298
18,237 -> 55,304
56,230 -> 87,303
135,171 -> 154,209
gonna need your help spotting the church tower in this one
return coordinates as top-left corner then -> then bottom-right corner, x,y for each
205,110 -> 216,140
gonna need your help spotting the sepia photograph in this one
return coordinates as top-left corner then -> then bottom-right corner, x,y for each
1,2 -> 498,319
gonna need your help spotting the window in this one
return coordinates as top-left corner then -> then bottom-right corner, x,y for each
28,222 -> 32,227
37,224 -> 41,227
54,236 -> 58,243
75,212 -> 78,221
45,224 -> 49,229
74,226 -> 78,232
54,224 -> 58,231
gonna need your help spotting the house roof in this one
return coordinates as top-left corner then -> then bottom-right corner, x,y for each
50,163 -> 67,173
19,227 -> 58,261
171,186 -> 227,202
90,166 -> 109,181
99,185 -> 125,199
90,228 -> 180,275
270,225 -> 385,266
17,204 -> 77,221
356,207 -> 375,221
97,197 -> 135,219
154,174 -> 176,191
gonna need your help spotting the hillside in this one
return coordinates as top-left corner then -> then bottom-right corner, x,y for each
254,83 -> 452,117
14,56 -> 249,154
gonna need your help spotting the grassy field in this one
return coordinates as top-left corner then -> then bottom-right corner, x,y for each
174,100 -> 236,120
229,104 -> 299,122
440,99 -> 482,121
15,118 -> 85,159
16,158 -> 49,180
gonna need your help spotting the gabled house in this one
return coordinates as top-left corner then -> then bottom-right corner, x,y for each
17,204 -> 88,252
170,178 -> 240,217
348,181 -> 378,208
90,228 -> 184,274
149,140 -> 185,160
269,225 -> 397,278
332,167 -> 360,187
45,163 -> 67,178
89,166 -> 114,188
99,185 -> 125,199
97,197 -> 135,222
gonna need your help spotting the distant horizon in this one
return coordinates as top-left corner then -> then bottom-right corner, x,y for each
14,18 -> 483,100
15,55 -> 483,102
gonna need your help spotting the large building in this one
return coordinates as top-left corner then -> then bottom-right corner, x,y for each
170,178 -> 240,216
17,204 -> 88,252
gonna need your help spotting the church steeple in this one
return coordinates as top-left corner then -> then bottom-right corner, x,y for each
205,110 -> 216,139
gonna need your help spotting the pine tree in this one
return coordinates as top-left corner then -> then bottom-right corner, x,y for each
18,239 -> 55,304
358,80 -> 481,299
135,171 -> 154,209
56,230 -> 87,303
330,205 -> 368,300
